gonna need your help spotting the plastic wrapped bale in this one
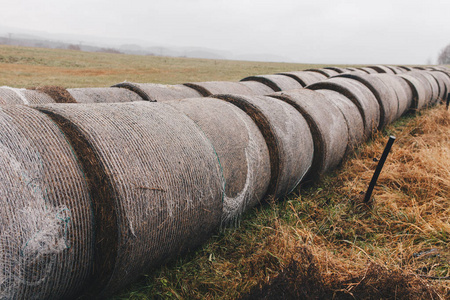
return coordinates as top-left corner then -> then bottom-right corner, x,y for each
367,65 -> 396,74
358,67 -> 378,74
166,98 -> 270,226
371,74 -> 413,118
269,89 -> 348,178
240,75 -> 303,92
315,89 -> 364,151
324,67 -> 347,74
0,87 -> 55,105
0,106 -> 93,299
239,81 -> 276,95
36,102 -> 224,297
305,68 -> 339,78
306,77 -> 380,138
430,71 -> 450,101
402,72 -> 434,106
277,71 -> 327,87
183,81 -> 256,96
112,82 -> 202,101
214,94 -> 314,198
32,86 -> 77,103
337,73 -> 399,127
397,74 -> 428,111
67,87 -> 143,103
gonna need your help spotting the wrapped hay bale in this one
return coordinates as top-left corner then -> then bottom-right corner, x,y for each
183,81 -> 256,96
67,87 -> 143,103
398,66 -> 413,72
337,73 -> 399,127
323,67 -> 347,74
32,86 -> 77,103
315,89 -> 365,151
402,72 -> 434,106
240,80 -> 276,94
419,71 -> 442,105
386,66 -> 406,74
306,77 -> 380,138
397,74 -> 428,111
371,74 -> 413,118
358,67 -> 378,74
112,82 -> 202,101
0,106 -> 93,299
0,87 -> 55,105
429,71 -> 450,101
269,89 -> 348,177
240,75 -> 303,92
367,65 -> 396,74
276,71 -> 327,87
36,102 -> 224,297
305,68 -> 339,78
166,98 -> 270,226
214,94 -> 314,198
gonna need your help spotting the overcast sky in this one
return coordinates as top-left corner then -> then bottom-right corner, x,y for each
2,0 -> 450,64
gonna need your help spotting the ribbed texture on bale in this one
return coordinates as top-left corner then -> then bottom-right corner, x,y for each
36,102 -> 224,297
337,73 -> 398,127
183,81 -> 256,96
239,81 -> 276,94
277,71 -> 327,87
32,86 -> 77,103
397,74 -> 428,111
367,65 -> 396,74
316,89 -> 364,152
112,82 -> 202,101
240,75 -> 303,92
214,94 -> 313,198
0,87 -> 55,105
166,98 -> 270,226
305,68 -> 339,78
0,106 -> 93,300
269,89 -> 348,178
306,77 -> 380,138
67,87 -> 143,103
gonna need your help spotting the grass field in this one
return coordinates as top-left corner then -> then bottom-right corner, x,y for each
1,45 -> 449,299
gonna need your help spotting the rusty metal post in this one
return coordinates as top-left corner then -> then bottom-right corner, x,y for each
364,136 -> 396,203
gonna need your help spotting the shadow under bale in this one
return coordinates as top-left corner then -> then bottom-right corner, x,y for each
166,97 -> 271,226
269,89 -> 349,178
240,75 -> 303,92
0,105 -> 93,300
0,87 -> 55,104
36,102 -> 224,298
214,94 -> 314,198
67,87 -> 143,103
112,82 -> 202,101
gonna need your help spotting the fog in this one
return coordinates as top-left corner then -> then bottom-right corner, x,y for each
2,0 -> 450,64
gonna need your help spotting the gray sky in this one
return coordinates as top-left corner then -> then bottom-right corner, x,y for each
2,0 -> 450,64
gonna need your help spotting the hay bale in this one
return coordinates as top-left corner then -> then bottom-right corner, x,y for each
418,72 -> 442,105
67,87 -> 143,103
32,86 -> 77,103
398,66 -> 413,72
358,67 -> 378,74
397,74 -> 428,110
305,68 -> 339,78
366,65 -> 396,74
324,67 -> 347,74
183,81 -> 256,96
430,71 -> 450,101
269,89 -> 348,177
315,89 -> 365,151
240,75 -> 303,92
337,73 -> 398,128
306,77 -> 380,138
277,71 -> 327,87
0,87 -> 55,105
36,102 -> 224,297
239,81 -> 276,95
0,105 -> 93,299
371,74 -> 413,118
386,66 -> 406,74
112,82 -> 202,101
214,94 -> 313,198
403,72 -> 435,106
166,98 -> 270,226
